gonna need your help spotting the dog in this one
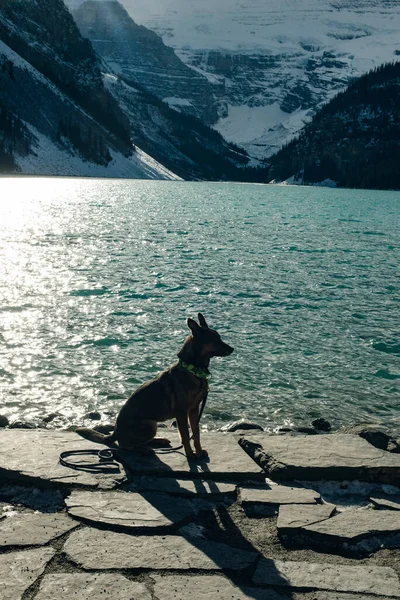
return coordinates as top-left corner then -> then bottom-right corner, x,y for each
76,313 -> 234,459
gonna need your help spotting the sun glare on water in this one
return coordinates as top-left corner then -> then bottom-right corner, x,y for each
0,177 -> 88,293
0,177 -> 101,423
0,177 -> 86,225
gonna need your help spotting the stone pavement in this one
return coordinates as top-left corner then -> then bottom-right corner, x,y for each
370,494 -> 400,510
0,430 -> 123,490
125,476 -> 237,498
300,509 -> 400,551
277,503 -> 336,533
240,486 -> 321,507
118,432 -> 265,481
64,527 -> 259,570
1,430 -> 400,599
0,548 -> 55,600
0,512 -> 78,547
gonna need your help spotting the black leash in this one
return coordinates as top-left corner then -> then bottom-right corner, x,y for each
59,448 -> 121,473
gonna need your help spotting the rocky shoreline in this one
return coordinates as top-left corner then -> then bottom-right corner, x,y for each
2,411 -> 400,453
1,426 -> 400,599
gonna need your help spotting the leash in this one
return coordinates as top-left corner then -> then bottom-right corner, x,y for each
59,448 -> 122,473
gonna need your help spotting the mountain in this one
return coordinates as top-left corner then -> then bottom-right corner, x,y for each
268,61 -> 400,190
0,0 -> 254,179
0,0 -> 177,178
72,0 -> 220,125
68,0 -> 256,180
103,73 -> 252,181
94,0 -> 400,159
0,0 -> 130,144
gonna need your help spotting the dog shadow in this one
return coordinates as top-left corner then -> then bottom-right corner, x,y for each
118,448 -> 293,600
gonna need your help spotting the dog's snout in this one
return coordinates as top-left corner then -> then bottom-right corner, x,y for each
224,345 -> 234,356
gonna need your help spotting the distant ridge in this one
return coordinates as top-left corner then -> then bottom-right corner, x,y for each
268,61 -> 400,190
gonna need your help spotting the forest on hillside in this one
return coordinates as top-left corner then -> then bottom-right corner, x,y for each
268,61 -> 400,190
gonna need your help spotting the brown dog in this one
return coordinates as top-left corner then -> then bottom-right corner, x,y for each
76,313 -> 233,459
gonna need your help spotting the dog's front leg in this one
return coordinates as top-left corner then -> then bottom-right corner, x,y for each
176,411 -> 195,459
188,408 -> 208,458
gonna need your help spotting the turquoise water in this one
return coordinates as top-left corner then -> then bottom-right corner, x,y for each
0,178 -> 399,432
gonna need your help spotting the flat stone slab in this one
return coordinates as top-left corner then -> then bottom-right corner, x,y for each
0,430 -> 124,489
35,574 -> 151,600
66,490 -> 199,531
119,433 -> 264,481
0,512 -> 78,547
64,527 -> 258,571
0,547 -> 54,600
152,575 -> 288,600
125,477 -> 237,498
370,495 -> 400,510
240,485 -> 320,507
241,434 -> 400,484
278,504 -> 336,533
253,559 -> 400,597
0,431 -> 263,486
304,509 -> 400,545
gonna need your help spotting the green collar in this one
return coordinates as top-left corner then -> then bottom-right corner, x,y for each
178,359 -> 211,380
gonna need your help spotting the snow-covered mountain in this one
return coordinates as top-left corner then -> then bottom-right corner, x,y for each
89,0 -> 400,158
72,1 -> 219,124
65,0 -> 254,180
0,0 -> 178,178
0,0 -> 252,179
0,39 -> 178,178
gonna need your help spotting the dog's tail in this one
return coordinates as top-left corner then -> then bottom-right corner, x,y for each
75,427 -> 118,448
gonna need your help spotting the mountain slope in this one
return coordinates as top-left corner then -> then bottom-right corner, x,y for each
104,73 -> 251,181
0,0 -> 179,178
72,0 -> 219,124
268,61 -> 400,190
68,0 -> 256,180
0,0 -> 131,147
0,0 -> 251,179
101,0 -> 400,158
0,40 -> 178,177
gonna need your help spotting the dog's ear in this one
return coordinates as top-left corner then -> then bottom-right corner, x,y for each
187,318 -> 200,336
198,313 -> 209,328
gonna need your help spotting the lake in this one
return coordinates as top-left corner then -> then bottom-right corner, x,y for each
0,178 -> 399,433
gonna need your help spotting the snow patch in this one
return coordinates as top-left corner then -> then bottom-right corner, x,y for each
119,0 -> 400,57
163,96 -> 193,107
16,123 -> 180,180
270,175 -> 338,189
214,103 -> 310,157
214,103 -> 286,145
